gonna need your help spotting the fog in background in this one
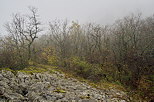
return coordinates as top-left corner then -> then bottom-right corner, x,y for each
0,0 -> 154,35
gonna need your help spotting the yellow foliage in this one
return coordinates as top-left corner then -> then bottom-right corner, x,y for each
48,56 -> 59,65
39,47 -> 59,65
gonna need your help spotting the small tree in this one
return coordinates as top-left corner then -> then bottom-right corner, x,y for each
24,7 -> 42,60
5,7 -> 42,61
3,6 -> 42,69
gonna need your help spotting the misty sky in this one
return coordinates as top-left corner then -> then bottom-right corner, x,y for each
0,0 -> 154,35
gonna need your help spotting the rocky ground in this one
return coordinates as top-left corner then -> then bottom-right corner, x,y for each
0,70 -> 129,102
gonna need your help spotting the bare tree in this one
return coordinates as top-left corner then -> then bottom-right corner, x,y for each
4,6 -> 42,62
49,20 -> 70,59
24,6 -> 42,60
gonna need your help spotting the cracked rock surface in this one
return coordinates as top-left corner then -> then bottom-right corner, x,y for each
0,70 -> 128,102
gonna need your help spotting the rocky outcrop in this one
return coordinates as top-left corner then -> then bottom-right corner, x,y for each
0,70 -> 128,102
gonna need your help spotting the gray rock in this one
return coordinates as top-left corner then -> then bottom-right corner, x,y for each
0,70 -> 129,102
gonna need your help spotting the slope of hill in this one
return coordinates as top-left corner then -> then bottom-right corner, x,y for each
0,67 -> 130,102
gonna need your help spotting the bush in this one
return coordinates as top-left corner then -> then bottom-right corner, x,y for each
69,57 -> 91,77
138,76 -> 154,100
35,47 -> 59,65
65,57 -> 107,81
0,49 -> 28,70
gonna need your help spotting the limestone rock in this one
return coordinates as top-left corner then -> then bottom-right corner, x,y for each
0,70 -> 129,102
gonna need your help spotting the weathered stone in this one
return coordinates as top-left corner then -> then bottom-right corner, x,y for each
0,70 -> 129,102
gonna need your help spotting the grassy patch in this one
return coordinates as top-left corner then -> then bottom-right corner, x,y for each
18,63 -> 58,74
59,67 -> 126,92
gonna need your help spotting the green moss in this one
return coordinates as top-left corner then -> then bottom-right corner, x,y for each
0,68 -> 17,75
54,87 -> 66,93
19,66 -> 47,74
0,67 -> 13,71
17,63 -> 59,74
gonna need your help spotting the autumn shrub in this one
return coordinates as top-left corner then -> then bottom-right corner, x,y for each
0,49 -> 28,70
35,47 -> 59,65
64,56 -> 107,81
138,75 -> 154,100
68,57 -> 91,77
